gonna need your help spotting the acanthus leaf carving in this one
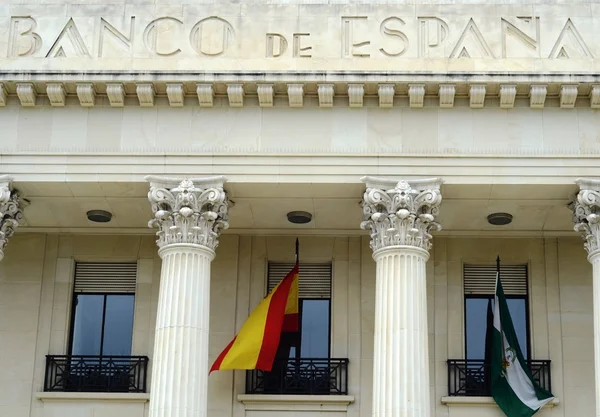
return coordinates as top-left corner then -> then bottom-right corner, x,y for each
0,176 -> 24,262
570,178 -> 600,257
147,177 -> 230,251
360,177 -> 443,252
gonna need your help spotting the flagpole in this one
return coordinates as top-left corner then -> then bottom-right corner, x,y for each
496,255 -> 500,286
295,238 -> 299,263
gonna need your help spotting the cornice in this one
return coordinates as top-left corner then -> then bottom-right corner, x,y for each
2,72 -> 600,109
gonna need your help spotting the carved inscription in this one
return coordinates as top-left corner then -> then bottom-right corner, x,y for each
3,14 -> 598,60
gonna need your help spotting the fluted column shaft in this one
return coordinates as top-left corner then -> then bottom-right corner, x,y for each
151,244 -> 214,417
570,178 -> 600,417
146,176 -> 229,417
360,176 -> 442,417
372,245 -> 430,417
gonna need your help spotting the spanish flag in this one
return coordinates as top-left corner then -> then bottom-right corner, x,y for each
210,262 -> 299,372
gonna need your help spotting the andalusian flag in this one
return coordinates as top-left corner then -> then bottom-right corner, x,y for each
491,274 -> 554,416
210,262 -> 299,372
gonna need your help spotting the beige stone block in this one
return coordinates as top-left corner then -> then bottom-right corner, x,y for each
0,105 -> 19,150
156,107 -> 193,149
563,382 -> 595,416
57,237 -> 74,258
86,109 -> 124,151
0,282 -> 41,306
0,302 -> 39,332
562,337 -> 593,361
542,109 -> 579,150
560,312 -> 593,338
261,108 -> 332,151
366,108 -> 403,151
0,381 -> 32,406
577,109 -> 600,151
17,108 -> 53,150
563,360 -> 595,387
121,107 -> 157,150
136,259 -> 154,284
0,405 -> 29,417
72,235 -> 142,258
50,106 -> 88,150
48,329 -> 68,354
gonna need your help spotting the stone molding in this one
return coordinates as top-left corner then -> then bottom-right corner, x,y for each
237,394 -> 355,411
146,176 -> 229,251
1,76 -> 599,109
441,396 -> 559,408
360,176 -> 443,252
0,175 -> 24,262
570,178 -> 600,257
35,392 -> 150,402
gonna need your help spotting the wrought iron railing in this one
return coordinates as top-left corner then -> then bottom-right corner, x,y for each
246,358 -> 349,395
44,355 -> 149,393
447,359 -> 551,396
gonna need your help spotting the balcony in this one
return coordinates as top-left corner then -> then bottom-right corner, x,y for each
44,355 -> 149,393
447,359 -> 552,397
246,358 -> 349,395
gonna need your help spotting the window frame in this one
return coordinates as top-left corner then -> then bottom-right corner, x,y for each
266,262 -> 333,359
68,291 -> 136,357
291,297 -> 332,360
462,264 -> 532,361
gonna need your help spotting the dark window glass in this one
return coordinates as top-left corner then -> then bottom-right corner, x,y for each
70,294 -> 135,356
299,299 -> 330,358
71,295 -> 104,356
465,296 -> 529,360
103,295 -> 135,356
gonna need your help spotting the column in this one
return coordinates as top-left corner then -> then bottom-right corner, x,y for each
570,178 -> 600,417
360,176 -> 443,417
146,176 -> 230,417
0,176 -> 23,262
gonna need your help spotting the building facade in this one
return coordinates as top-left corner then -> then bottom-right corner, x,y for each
1,0 -> 600,416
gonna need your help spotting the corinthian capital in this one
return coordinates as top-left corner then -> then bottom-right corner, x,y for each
146,176 -> 230,251
0,176 -> 24,262
360,177 -> 443,252
570,178 -> 600,257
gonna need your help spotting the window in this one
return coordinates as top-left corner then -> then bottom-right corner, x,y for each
69,262 -> 137,356
448,264 -> 552,397
245,262 -> 349,395
463,264 -> 530,360
43,262 -> 148,393
267,262 -> 332,360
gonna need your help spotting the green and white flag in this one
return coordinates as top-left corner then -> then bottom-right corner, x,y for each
491,274 -> 554,417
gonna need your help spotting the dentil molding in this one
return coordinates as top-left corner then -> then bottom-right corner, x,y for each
0,176 -> 24,262
146,176 -> 230,251
570,178 -> 600,257
360,176 -> 443,252
0,78 -> 599,109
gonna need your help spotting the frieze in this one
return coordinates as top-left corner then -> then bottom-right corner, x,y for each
2,13 -> 599,61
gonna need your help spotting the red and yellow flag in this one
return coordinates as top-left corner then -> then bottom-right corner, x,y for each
210,262 -> 299,372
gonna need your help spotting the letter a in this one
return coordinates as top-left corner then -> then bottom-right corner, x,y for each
46,18 -> 91,57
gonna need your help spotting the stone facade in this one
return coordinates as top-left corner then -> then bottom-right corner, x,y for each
1,0 -> 599,416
